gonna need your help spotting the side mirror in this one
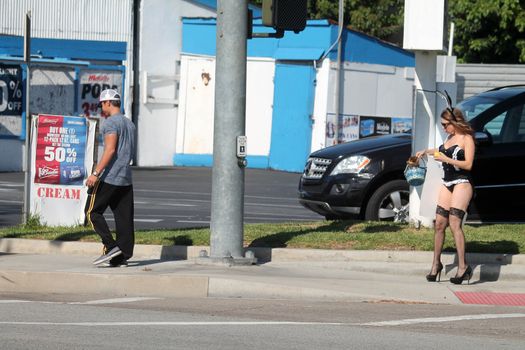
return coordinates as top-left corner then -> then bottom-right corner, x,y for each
475,131 -> 492,146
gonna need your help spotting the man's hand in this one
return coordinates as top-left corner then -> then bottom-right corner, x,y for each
86,174 -> 99,188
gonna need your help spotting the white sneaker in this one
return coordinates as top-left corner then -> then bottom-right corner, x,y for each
92,246 -> 122,265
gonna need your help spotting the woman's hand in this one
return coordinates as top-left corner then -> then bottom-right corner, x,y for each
433,151 -> 446,163
415,150 -> 426,158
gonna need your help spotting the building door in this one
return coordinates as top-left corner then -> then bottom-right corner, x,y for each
269,63 -> 315,172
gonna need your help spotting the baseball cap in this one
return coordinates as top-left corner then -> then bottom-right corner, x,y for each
99,89 -> 121,102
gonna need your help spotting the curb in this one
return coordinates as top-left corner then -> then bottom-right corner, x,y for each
1,238 -> 524,265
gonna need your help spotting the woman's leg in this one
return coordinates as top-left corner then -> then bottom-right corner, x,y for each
449,183 -> 473,275
431,186 -> 452,273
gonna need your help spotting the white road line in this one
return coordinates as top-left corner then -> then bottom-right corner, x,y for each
134,201 -> 196,207
106,218 -> 163,223
0,182 -> 23,187
134,189 -> 298,201
177,220 -> 210,224
0,300 -> 33,304
69,297 -> 161,305
359,313 -> 525,327
0,321 -> 345,327
126,214 -> 190,218
244,211 -> 319,218
137,197 -> 302,209
0,199 -> 23,204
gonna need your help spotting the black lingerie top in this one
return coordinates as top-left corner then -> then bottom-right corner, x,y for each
438,143 -> 472,184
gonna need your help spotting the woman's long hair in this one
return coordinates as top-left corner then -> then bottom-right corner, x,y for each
441,108 -> 475,136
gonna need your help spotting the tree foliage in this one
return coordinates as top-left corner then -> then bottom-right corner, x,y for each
250,0 -> 525,63
449,0 -> 525,63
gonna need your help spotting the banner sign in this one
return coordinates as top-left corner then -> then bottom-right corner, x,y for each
30,114 -> 97,226
78,70 -> 122,118
0,64 -> 23,136
34,115 -> 87,185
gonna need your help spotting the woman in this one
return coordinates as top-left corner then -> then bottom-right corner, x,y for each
416,108 -> 475,285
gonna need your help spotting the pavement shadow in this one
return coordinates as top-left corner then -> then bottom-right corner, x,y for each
444,240 -> 519,283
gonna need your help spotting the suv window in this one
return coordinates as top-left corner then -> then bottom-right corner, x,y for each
484,102 -> 525,144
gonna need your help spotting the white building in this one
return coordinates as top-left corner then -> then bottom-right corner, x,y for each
1,1 -> 416,173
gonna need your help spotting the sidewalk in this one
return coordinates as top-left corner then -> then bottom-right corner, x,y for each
2,238 -> 525,305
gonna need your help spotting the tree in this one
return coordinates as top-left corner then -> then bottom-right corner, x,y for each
251,0 -> 405,44
449,0 -> 525,63
250,0 -> 525,63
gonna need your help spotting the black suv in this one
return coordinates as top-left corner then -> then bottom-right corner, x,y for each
298,85 -> 525,222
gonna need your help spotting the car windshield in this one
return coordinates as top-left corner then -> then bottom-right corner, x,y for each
456,94 -> 505,121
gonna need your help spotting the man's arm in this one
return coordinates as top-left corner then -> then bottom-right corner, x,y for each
86,133 -> 118,187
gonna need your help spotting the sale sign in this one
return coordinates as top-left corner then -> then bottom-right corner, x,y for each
34,115 -> 87,185
30,114 -> 97,226
0,64 -> 23,136
78,70 -> 122,118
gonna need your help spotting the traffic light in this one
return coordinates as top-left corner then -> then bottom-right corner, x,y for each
262,0 -> 307,34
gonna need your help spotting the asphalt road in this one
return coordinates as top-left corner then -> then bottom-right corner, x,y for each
1,293 -> 524,349
0,167 -> 323,229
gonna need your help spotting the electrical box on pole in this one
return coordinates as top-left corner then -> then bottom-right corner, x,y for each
261,0 -> 307,33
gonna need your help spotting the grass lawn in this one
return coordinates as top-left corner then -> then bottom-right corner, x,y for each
1,220 -> 524,254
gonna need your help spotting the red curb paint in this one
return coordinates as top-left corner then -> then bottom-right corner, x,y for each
455,292 -> 525,306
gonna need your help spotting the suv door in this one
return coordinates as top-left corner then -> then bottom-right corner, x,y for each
470,99 -> 525,221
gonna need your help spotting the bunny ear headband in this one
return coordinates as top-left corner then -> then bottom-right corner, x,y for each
430,89 -> 456,121
439,90 -> 457,121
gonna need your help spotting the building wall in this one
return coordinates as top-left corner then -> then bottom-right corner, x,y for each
136,0 -> 215,166
456,64 -> 525,102
323,61 -> 415,147
0,0 -> 134,113
175,55 -> 275,167
0,0 -> 132,41
0,0 -> 132,172
310,59 -> 331,152
176,18 -> 416,172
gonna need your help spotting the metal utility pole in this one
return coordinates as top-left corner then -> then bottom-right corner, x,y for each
207,0 -> 255,265
22,11 -> 31,224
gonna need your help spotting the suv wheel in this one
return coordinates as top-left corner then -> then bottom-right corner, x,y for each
364,180 -> 410,222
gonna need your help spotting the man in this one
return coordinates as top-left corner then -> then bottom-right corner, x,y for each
86,89 -> 136,267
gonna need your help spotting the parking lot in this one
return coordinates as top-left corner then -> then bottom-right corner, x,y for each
0,167 -> 323,229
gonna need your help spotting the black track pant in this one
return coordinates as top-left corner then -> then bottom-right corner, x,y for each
86,181 -> 134,259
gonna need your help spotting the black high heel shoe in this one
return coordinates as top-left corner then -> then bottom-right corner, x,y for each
450,265 -> 472,285
426,262 -> 443,282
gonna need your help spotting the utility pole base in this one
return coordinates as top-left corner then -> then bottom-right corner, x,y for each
195,250 -> 258,266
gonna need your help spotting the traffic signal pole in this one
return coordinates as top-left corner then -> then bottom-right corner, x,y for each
203,0 -> 308,265
207,0 -> 256,265
22,11 -> 31,225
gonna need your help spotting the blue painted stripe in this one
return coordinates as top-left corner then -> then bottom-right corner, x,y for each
274,48 -> 324,60
182,19 -> 333,59
0,135 -> 20,139
245,155 -> 269,169
182,18 -> 414,67
173,154 -> 269,169
343,30 -> 414,67
174,154 -> 213,167
19,64 -> 28,140
0,55 -> 90,66
0,37 -> 127,62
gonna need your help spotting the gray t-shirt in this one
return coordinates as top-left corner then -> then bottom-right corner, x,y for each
100,113 -> 136,186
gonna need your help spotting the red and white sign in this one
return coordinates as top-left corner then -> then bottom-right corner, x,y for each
30,114 -> 97,226
78,70 -> 122,118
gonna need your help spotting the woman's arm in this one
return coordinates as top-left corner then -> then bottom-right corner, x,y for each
415,148 -> 437,158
